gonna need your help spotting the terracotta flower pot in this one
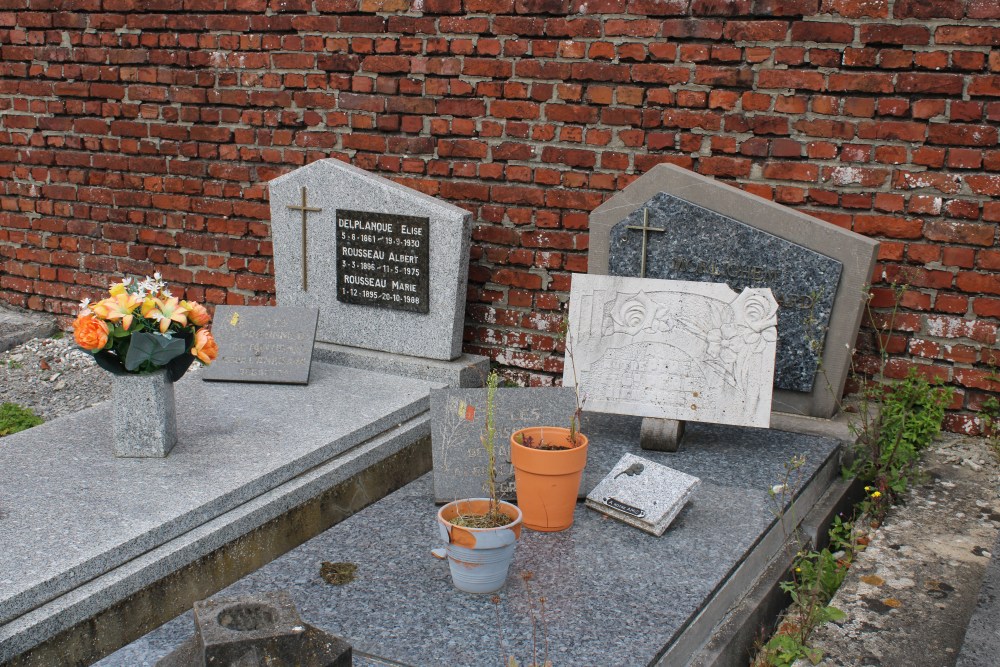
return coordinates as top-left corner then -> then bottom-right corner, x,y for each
510,426 -> 589,532
434,498 -> 523,594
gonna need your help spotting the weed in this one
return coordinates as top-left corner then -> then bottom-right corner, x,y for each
979,396 -> 1000,463
0,402 -> 44,437
7,360 -> 22,370
847,369 -> 953,518
755,458 -> 853,667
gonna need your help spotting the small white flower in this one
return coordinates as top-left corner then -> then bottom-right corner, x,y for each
771,484 -> 786,495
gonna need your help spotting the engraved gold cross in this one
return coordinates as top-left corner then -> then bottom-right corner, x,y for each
626,208 -> 665,278
287,186 -> 322,291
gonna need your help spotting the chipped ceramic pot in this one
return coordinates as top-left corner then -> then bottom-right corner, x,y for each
433,498 -> 522,594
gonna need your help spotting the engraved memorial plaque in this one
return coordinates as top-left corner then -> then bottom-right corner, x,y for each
430,387 -> 578,503
336,209 -> 430,314
202,306 -> 319,384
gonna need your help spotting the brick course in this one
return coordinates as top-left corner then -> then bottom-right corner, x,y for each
1,1 -> 998,433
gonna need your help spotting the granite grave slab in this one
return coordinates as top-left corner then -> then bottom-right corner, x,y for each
101,414 -> 843,667
269,159 -> 472,361
0,363 -> 437,662
430,387 -> 578,503
202,306 -> 319,384
589,164 -> 879,418
565,274 -> 778,427
585,453 -> 701,536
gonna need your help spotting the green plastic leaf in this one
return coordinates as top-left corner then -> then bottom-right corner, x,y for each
124,332 -> 186,371
92,350 -> 129,376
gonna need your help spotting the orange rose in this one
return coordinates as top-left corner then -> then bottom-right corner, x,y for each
191,328 -> 218,364
182,300 -> 210,327
73,315 -> 109,352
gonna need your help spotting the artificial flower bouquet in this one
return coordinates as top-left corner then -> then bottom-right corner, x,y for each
73,273 -> 218,381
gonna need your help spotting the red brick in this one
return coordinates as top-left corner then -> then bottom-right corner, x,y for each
859,24 -> 930,45
893,0 -> 964,19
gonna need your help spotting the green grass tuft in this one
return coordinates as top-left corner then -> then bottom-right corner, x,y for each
0,402 -> 44,437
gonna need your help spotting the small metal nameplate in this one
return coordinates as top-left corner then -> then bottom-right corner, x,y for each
605,497 -> 646,518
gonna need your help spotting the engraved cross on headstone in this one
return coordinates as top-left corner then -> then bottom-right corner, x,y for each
626,208 -> 665,278
287,187 -> 322,291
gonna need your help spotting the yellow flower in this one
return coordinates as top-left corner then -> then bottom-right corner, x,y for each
109,282 -> 127,297
182,300 -> 210,327
144,296 -> 188,333
191,328 -> 218,364
92,292 -> 142,330
871,491 -> 882,499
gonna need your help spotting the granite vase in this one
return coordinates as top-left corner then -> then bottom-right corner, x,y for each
510,427 -> 589,532
112,369 -> 178,458
434,499 -> 522,594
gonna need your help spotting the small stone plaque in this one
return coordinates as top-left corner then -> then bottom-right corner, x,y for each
565,274 -> 778,428
431,387 -> 578,504
336,209 -> 430,314
202,306 -> 319,384
609,192 -> 842,394
585,453 -> 700,536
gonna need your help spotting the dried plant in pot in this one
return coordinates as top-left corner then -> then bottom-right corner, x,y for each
510,320 -> 589,532
433,371 -> 523,594
72,273 -> 219,457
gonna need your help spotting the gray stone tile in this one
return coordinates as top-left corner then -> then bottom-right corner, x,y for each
104,414 -> 839,667
0,363 -> 435,628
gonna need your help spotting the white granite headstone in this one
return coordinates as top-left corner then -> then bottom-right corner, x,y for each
268,159 -> 472,360
585,453 -> 700,536
564,274 -> 778,428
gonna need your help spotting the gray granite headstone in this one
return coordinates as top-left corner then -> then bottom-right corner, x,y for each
585,453 -> 700,536
431,387 -> 578,503
269,159 -> 472,361
202,306 -> 319,385
609,192 -> 840,394
589,164 -> 879,419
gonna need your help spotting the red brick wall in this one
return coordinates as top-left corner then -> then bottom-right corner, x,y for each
1,0 -> 998,432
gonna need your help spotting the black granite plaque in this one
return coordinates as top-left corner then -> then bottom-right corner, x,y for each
335,209 -> 429,314
201,306 -> 319,384
431,388 -> 579,503
608,192 -> 843,393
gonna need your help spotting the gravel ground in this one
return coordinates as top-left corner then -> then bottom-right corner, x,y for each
0,335 -> 111,423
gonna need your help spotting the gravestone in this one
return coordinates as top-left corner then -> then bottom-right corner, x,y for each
268,159 -> 471,361
589,164 -> 879,419
564,274 -> 778,428
430,387 -> 578,503
202,306 -> 318,384
585,453 -> 701,536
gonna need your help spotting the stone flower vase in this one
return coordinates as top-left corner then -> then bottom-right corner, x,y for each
112,369 -> 177,457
